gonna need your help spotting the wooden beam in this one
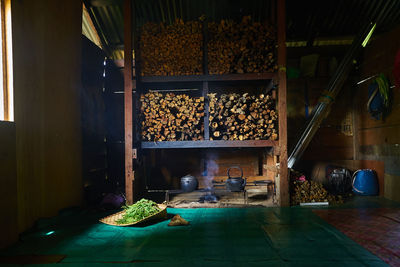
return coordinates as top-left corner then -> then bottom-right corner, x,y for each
124,0 -> 133,204
140,73 -> 277,83
277,0 -> 289,206
141,140 -> 278,149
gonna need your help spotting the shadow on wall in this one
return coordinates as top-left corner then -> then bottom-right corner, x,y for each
0,122 -> 17,248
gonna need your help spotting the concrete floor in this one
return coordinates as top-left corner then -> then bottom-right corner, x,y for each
0,197 -> 399,266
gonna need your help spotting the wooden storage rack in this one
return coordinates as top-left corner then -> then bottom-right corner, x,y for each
123,0 -> 288,206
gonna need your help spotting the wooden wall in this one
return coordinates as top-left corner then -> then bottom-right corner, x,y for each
354,25 -> 400,202
0,122 -> 17,248
289,26 -> 400,201
302,81 -> 354,161
12,0 -> 83,233
286,47 -> 354,162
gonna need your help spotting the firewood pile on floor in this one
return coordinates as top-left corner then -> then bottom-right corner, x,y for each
290,170 -> 344,206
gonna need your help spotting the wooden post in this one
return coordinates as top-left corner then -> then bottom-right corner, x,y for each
202,19 -> 210,140
124,0 -> 134,204
203,81 -> 209,140
277,0 -> 289,206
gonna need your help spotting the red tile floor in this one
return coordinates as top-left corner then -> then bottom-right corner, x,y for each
315,208 -> 400,266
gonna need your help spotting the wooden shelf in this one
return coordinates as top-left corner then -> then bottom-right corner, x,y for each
140,72 -> 278,83
141,139 -> 277,149
124,0 -> 287,205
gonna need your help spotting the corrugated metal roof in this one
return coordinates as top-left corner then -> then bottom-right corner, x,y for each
83,0 -> 400,58
287,0 -> 400,42
82,4 -> 103,49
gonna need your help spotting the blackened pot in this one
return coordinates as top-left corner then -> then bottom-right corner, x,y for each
180,175 -> 198,192
226,166 -> 246,192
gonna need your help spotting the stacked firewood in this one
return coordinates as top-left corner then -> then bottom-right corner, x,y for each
140,92 -> 204,141
208,92 -> 278,140
140,19 -> 203,76
291,180 -> 343,205
208,16 -> 277,74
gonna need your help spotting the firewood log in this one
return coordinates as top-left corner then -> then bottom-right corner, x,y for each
208,16 -> 277,74
140,92 -> 204,141
140,19 -> 203,76
207,91 -> 278,140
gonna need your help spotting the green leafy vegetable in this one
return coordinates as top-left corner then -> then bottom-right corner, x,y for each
116,199 -> 161,224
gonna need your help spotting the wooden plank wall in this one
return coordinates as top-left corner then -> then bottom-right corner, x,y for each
0,122 -> 17,248
286,46 -> 354,162
302,82 -> 354,161
286,46 -> 362,193
355,25 -> 400,202
291,26 -> 400,200
12,0 -> 83,233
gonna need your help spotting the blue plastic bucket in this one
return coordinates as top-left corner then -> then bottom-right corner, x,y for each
352,169 -> 379,196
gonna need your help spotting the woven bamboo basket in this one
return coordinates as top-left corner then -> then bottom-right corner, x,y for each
99,204 -> 167,226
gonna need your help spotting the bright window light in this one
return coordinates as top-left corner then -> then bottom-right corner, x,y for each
0,0 -> 13,121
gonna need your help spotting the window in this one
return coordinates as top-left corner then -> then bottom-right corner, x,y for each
0,0 -> 13,121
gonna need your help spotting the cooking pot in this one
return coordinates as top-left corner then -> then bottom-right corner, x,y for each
180,175 -> 198,192
226,166 -> 246,192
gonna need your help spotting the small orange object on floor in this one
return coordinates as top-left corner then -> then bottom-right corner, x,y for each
168,214 -> 190,226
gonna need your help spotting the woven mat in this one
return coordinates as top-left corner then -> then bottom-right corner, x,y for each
314,208 -> 400,266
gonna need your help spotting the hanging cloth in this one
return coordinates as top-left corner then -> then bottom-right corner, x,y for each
367,82 -> 383,120
367,74 -> 390,120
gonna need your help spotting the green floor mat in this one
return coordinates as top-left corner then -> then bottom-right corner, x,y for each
1,198 -> 395,266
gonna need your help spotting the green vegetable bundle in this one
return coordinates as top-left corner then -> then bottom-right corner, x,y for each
116,199 -> 161,224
